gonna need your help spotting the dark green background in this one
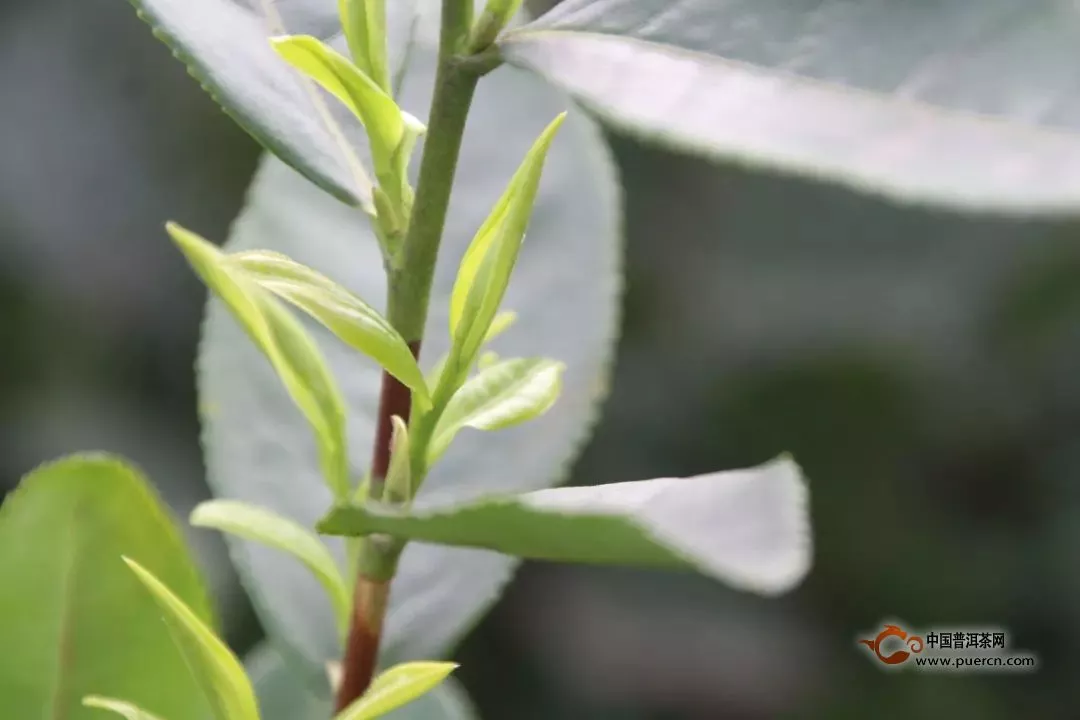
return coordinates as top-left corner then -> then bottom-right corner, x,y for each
1,0 -> 1073,716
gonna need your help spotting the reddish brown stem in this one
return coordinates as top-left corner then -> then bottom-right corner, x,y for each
334,578 -> 390,712
333,342 -> 420,713
368,344 -> 420,494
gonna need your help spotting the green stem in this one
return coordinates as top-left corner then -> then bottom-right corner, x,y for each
387,66 -> 479,343
334,0 -> 482,712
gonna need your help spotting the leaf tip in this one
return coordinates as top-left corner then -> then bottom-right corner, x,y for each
121,555 -> 163,593
402,110 -> 428,137
773,450 -> 802,473
424,661 -> 459,682
746,454 -> 813,595
268,33 -> 312,47
542,112 -> 568,143
188,500 -> 217,528
268,34 -> 321,64
163,221 -> 209,258
163,220 -> 187,244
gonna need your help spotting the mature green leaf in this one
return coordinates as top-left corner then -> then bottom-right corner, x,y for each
429,358 -> 564,463
124,558 -> 259,720
199,0 -> 620,676
270,35 -> 404,182
0,455 -> 213,720
190,500 -> 351,636
321,456 -> 812,595
337,663 -> 457,720
501,0 -> 1080,213
245,643 -> 331,720
245,644 -> 478,720
231,249 -> 430,405
446,113 -> 565,379
171,223 -> 350,500
339,0 -> 392,92
128,0 -> 370,206
83,696 -> 167,720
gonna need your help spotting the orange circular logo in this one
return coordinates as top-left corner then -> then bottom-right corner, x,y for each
859,624 -> 925,665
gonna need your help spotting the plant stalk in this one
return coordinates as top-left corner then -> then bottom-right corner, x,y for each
333,0 -> 482,711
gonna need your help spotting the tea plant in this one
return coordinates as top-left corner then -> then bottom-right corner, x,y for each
0,1 -> 826,718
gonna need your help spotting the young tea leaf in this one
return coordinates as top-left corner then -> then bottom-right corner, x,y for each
476,351 -> 500,371
424,354 -> 449,395
384,416 -> 413,505
482,310 -> 517,344
244,643 -> 479,720
190,500 -> 351,638
169,223 -> 350,500
339,0 -> 391,93
124,558 -> 260,720
429,358 -> 564,463
320,457 -> 812,595
83,696 -> 167,720
445,114 -> 567,392
424,310 -> 517,394
335,662 -> 459,720
271,35 -> 404,186
230,250 -> 430,406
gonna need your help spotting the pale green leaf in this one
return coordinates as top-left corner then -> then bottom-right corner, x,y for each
190,500 -> 350,637
390,111 -> 428,210
230,249 -> 430,406
501,0 -> 1080,212
384,416 -> 413,504
321,457 -> 812,595
83,696 -> 168,720
271,34 -> 404,184
244,643 -> 478,720
429,358 -> 564,463
124,558 -> 259,720
424,310 -> 517,392
476,351 -> 500,371
170,223 -> 350,500
127,0 -> 370,206
445,114 -> 566,390
199,0 -> 621,670
424,354 -> 449,394
0,455 -> 213,720
339,0 -> 391,92
336,663 -> 458,720
482,310 -> 517,344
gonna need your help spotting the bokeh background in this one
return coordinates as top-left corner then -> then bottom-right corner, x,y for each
1,0 -> 1073,717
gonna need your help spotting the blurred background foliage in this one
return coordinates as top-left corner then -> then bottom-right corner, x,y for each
1,0 -> 1075,717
